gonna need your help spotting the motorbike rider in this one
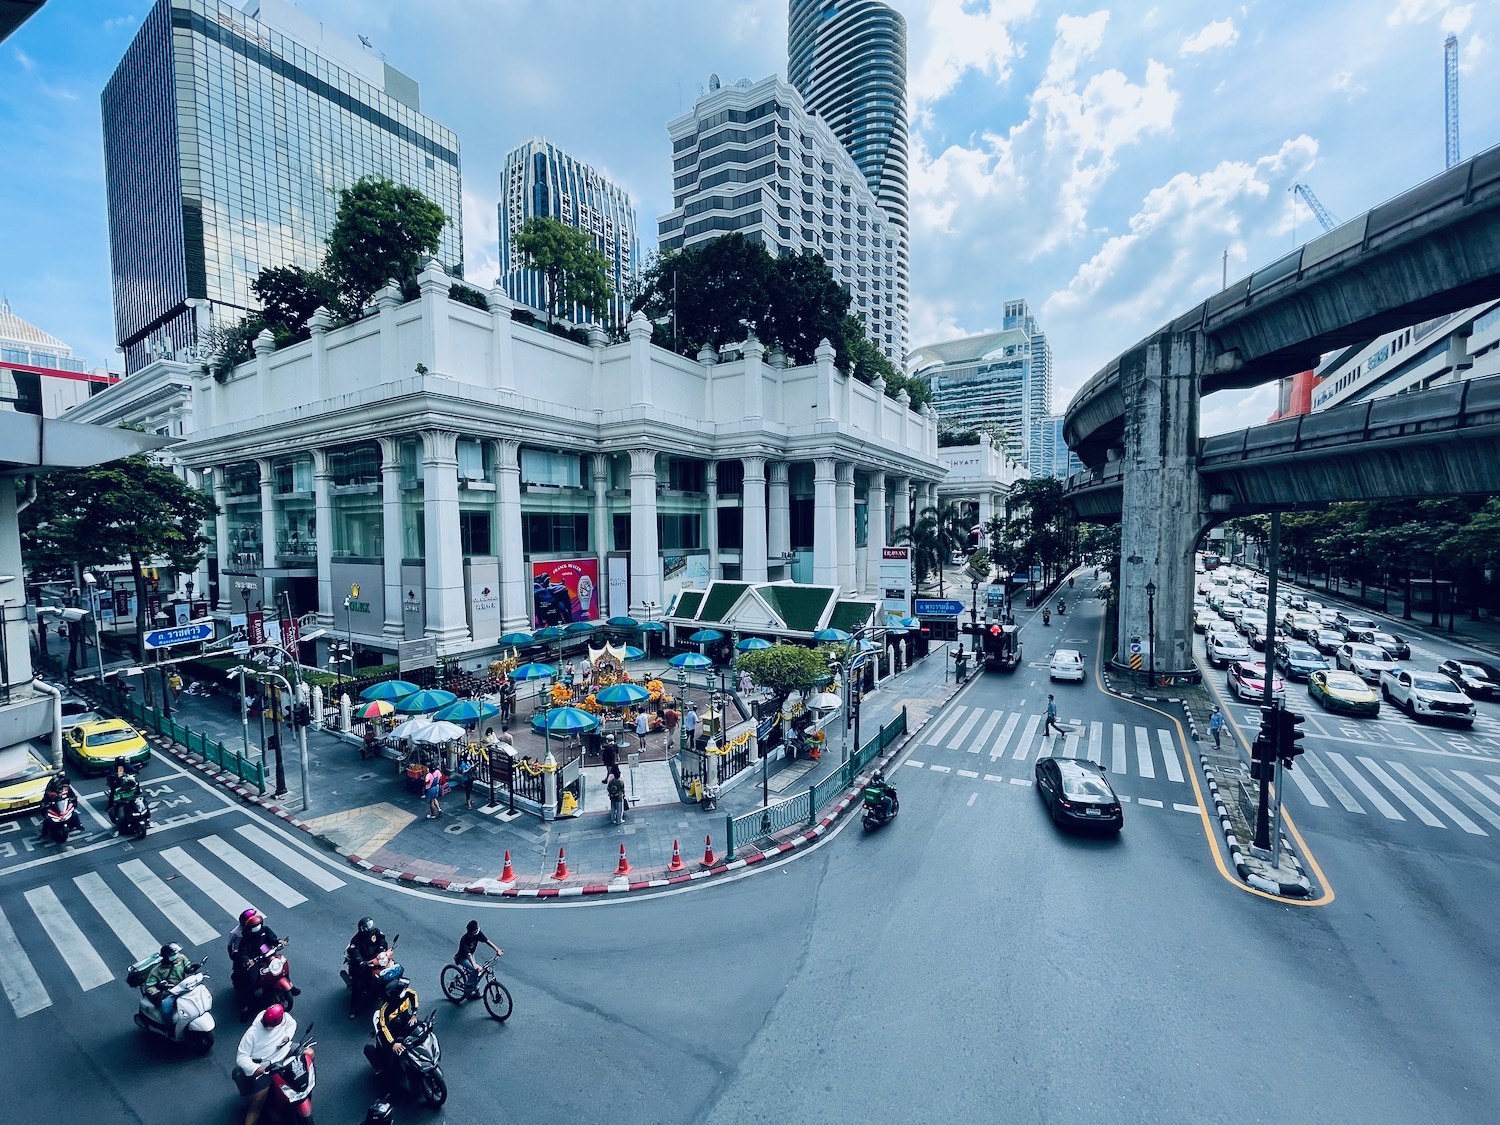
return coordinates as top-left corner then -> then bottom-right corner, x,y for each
346,916 -> 390,1019
1042,609 -> 1051,625
105,762 -> 134,814
365,978 -> 420,1076
37,774 -> 81,840
1068,576 -> 1074,588
233,908 -> 293,1019
864,769 -> 895,822
143,942 -> 191,1022
234,1002 -> 298,1125
455,919 -> 502,1000
1057,599 -> 1066,615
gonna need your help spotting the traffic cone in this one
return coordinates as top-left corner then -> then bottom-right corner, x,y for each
552,847 -> 569,880
701,834 -> 718,867
499,851 -> 515,883
667,838 -> 685,872
614,843 -> 631,875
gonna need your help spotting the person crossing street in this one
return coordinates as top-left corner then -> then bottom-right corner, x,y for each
1044,694 -> 1063,737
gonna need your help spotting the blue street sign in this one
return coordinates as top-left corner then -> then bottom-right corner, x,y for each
143,622 -> 215,650
914,598 -> 966,617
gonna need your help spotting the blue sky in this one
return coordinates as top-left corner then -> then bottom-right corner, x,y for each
2,0 -> 1496,435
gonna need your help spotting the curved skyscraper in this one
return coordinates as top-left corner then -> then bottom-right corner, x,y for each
789,0 -> 909,358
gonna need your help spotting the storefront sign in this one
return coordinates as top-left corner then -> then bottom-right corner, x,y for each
532,558 -> 599,627
880,548 -> 913,616
246,610 -> 266,647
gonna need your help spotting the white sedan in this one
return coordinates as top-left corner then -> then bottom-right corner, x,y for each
1049,649 -> 1086,683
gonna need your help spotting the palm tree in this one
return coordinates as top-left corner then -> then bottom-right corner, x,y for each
891,509 -> 942,593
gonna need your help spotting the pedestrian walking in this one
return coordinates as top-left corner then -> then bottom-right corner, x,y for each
459,756 -> 476,810
606,768 -> 627,825
684,703 -> 698,747
635,708 -> 651,753
1044,694 -> 1063,737
601,733 -> 618,772
662,705 -> 680,749
499,681 -> 514,729
424,764 -> 445,818
1208,706 -> 1225,750
738,668 -> 752,695
167,670 -> 183,703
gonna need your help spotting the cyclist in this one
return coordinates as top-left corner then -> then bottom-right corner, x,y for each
455,920 -> 502,1000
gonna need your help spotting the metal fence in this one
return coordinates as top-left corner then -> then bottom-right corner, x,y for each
726,707 -> 907,859
97,684 -> 266,792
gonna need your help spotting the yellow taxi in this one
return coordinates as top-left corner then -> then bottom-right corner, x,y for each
65,718 -> 151,775
0,744 -> 57,818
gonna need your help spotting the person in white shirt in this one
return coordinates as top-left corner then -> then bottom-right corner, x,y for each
234,1003 -> 298,1123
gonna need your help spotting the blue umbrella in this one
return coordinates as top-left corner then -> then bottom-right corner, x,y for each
498,631 -> 535,646
812,628 -> 853,643
688,628 -> 725,643
510,662 -> 557,682
531,706 -> 600,734
394,689 -> 458,714
359,679 -> 420,702
669,652 -> 713,670
435,699 -> 500,724
594,682 -> 651,707
533,625 -> 566,641
606,616 -> 639,628
736,637 -> 773,651
639,621 -> 667,633
621,646 -> 646,660
563,621 -> 597,636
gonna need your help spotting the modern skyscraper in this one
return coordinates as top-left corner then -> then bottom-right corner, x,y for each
1001,298 -> 1052,436
102,0 -> 462,374
658,74 -> 902,362
1027,416 -> 1084,480
788,0 -> 909,359
500,138 -> 640,329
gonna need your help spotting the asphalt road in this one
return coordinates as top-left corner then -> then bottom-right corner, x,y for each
2,586 -> 1496,1123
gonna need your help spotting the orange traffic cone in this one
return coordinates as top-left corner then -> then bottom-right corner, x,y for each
499,850 -> 515,883
614,843 -> 631,875
553,847 -> 569,880
667,838 -> 685,872
701,834 -> 718,867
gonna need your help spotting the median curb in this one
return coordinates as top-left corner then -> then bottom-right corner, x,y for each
1199,752 -> 1311,897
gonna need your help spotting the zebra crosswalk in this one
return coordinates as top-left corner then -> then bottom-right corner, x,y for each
1283,749 -> 1500,838
917,704 -> 1188,784
0,824 -> 344,1020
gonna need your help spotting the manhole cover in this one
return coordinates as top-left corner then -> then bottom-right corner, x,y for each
357,772 -> 377,781
444,822 -> 471,836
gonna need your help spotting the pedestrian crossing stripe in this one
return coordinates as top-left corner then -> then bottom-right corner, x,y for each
0,826 -> 345,1020
1282,750 -> 1500,836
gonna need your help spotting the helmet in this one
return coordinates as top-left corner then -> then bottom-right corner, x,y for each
872,769 -> 885,784
261,1003 -> 286,1027
465,920 -> 479,935
358,917 -> 377,934
239,907 -> 261,928
362,1102 -> 395,1125
385,976 -> 413,1002
160,942 -> 182,961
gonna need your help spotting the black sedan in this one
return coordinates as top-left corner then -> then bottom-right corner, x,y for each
1438,659 -> 1500,700
1035,756 -> 1123,833
1351,629 -> 1412,661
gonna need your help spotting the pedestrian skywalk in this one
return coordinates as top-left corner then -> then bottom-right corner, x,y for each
1281,748 -> 1500,836
0,824 -> 344,1019
915,704 -> 1188,784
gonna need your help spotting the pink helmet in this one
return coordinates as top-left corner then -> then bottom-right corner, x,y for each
261,1003 -> 286,1027
240,907 -> 261,927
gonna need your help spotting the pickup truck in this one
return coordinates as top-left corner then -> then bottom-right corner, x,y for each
1379,668 -> 1476,727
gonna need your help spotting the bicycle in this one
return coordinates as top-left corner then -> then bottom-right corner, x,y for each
439,953 -> 512,1021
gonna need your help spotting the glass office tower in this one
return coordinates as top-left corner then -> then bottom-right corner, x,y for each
103,0 -> 463,374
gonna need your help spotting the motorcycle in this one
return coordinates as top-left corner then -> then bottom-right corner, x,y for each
1042,610 -> 1051,626
40,793 -> 82,845
242,939 -> 296,1014
368,1010 -> 447,1108
127,954 -> 215,1052
342,937 -> 403,1015
1057,600 -> 1066,616
1068,576 -> 1074,588
109,777 -> 151,840
862,783 -> 899,831
263,1025 -> 317,1122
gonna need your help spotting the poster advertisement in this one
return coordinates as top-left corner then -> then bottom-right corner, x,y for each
173,602 -> 191,626
230,612 -> 249,655
532,559 -> 599,626
246,611 -> 266,648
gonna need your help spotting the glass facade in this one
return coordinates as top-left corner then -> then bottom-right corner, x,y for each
329,442 -> 381,559
222,462 -> 262,567
103,0 -> 463,373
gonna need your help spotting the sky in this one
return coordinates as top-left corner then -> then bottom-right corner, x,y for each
2,0 -> 1497,437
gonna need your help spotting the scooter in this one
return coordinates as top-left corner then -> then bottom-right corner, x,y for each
342,937 -> 403,1015
263,1025 -> 317,1122
128,954 -> 215,1052
862,784 -> 899,831
244,939 -> 296,1014
1057,600 -> 1066,616
40,793 -> 81,845
368,1010 -> 447,1108
1042,610 -> 1051,626
109,777 -> 151,839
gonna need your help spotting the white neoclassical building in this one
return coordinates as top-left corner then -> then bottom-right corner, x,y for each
68,261 -> 944,671
935,435 -> 1028,529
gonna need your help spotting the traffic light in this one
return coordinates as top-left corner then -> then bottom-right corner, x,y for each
1276,707 -> 1306,769
1250,706 -> 1278,782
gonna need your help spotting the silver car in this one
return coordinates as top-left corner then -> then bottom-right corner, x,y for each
1207,630 -> 1253,669
1337,643 -> 1400,684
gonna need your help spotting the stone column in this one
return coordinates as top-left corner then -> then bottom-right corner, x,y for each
421,430 -> 469,646
417,259 -> 451,375
487,286 -> 517,391
378,438 -> 406,641
741,455 -> 768,582
495,439 -> 527,631
704,460 -> 719,580
742,334 -> 764,419
768,462 -> 791,563
309,307 -> 334,399
257,458 -> 276,571
629,449 -> 661,612
866,470 -> 887,595
628,312 -> 653,408
212,468 -> 231,611
813,457 -> 838,586
888,474 -> 910,542
311,448 -> 334,627
835,462 -> 856,591
592,453 -> 611,610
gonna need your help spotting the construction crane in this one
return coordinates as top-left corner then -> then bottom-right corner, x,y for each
1290,183 -> 1339,233
1445,34 -> 1460,169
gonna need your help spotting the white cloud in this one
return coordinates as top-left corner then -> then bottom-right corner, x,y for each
13,47 -> 34,70
909,0 -> 1034,108
1180,18 -> 1239,55
461,184 -> 500,291
1387,0 -> 1458,26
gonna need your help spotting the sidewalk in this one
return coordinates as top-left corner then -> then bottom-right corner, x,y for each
118,647 -> 965,897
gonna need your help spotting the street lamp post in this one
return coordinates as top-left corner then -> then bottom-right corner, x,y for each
83,572 -> 106,686
1145,580 -> 1157,690
153,608 -> 173,719
969,575 -> 980,655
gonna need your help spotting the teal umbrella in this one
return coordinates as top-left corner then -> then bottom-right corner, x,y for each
498,631 -> 535,646
621,646 -> 646,660
606,616 -> 639,628
669,652 -> 713,670
813,628 -> 852,642
531,706 -> 599,734
394,689 -> 458,714
639,621 -> 667,633
534,626 -> 566,641
594,682 -> 651,707
563,621 -> 597,636
689,628 -> 725,643
359,679 -> 420,702
510,662 -> 557,682
736,637 -> 773,651
435,699 -> 500,724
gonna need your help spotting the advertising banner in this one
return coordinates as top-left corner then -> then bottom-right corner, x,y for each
280,617 -> 299,658
173,602 -> 191,626
532,559 -> 599,626
607,554 -> 629,619
230,612 -> 249,655
879,546 -> 912,617
246,610 -> 266,648
146,592 -> 162,625
113,589 -> 130,617
190,600 -> 210,621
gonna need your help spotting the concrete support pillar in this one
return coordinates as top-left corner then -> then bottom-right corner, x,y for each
254,330 -> 275,416
421,430 -> 469,647
768,462 -> 791,563
487,286 -> 517,391
257,458 -> 276,571
628,312 -> 653,408
813,457 -> 838,586
836,462 -> 856,592
889,475 -> 910,541
495,439 -> 527,631
866,471 -> 887,595
1116,329 -> 1205,676
378,438 -> 405,641
311,448 -> 334,627
376,281 -> 402,381
592,454 -> 611,611
418,259 -> 451,375
815,339 -> 837,423
742,455 -> 768,583
629,449 -> 661,611
704,461 -> 719,580
212,469 -> 231,611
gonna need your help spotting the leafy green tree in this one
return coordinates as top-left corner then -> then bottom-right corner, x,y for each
1007,478 -> 1073,588
734,644 -> 830,715
513,216 -> 614,329
324,176 -> 448,314
762,253 -> 850,364
20,456 -> 220,660
891,509 -> 943,591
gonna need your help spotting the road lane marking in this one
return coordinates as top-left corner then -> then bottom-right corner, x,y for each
75,872 -> 158,961
1135,727 -> 1155,779
1326,752 -> 1402,819
966,793 -> 977,807
1283,762 -> 1329,807
1110,723 -> 1127,773
990,712 -> 1019,758
1425,768 -> 1500,831
946,708 -> 984,750
1358,758 -> 1444,827
925,705 -> 967,746
1173,802 -> 1200,813
984,774 -> 1003,782
74,793 -> 112,831
1387,763 -> 1484,834
163,846 -> 254,919
957,769 -> 978,778
0,904 -> 49,1017
1013,714 -> 1041,759
1008,777 -> 1031,786
1304,750 -> 1365,813
904,760 -> 925,769
1139,798 -> 1163,808
970,711 -> 1002,754
1156,729 -> 1185,783
200,836 -> 307,908
930,765 -> 951,774
235,825 -> 345,891
24,887 -> 113,990
119,859 -> 219,946
1454,771 -> 1500,811
1088,721 -> 1104,765
1062,729 -> 1082,757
